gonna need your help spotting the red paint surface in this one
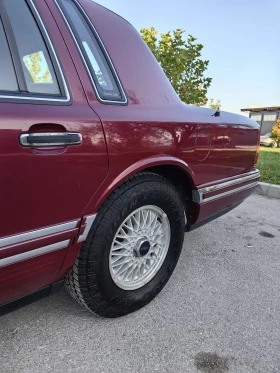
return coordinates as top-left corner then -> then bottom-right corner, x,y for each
69,0 -> 259,215
0,0 -> 260,307
191,186 -> 256,225
0,250 -> 68,304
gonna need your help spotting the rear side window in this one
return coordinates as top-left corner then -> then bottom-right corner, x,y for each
59,0 -> 126,103
0,18 -> 18,92
2,0 -> 60,96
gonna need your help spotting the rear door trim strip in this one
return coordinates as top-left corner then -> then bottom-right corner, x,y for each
0,220 -> 78,248
0,240 -> 70,268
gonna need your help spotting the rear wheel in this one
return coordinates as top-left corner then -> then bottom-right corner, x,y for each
66,173 -> 185,318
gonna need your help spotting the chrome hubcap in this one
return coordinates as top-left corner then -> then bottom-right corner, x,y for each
109,205 -> 171,290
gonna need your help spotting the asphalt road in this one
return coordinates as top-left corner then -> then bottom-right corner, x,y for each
1,194 -> 280,373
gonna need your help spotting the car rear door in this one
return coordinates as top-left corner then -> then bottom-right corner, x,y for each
0,0 -> 108,305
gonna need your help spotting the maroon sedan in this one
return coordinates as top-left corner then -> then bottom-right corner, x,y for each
0,0 -> 260,318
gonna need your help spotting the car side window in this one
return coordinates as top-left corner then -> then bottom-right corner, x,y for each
1,0 -> 61,96
59,0 -> 126,103
0,18 -> 18,92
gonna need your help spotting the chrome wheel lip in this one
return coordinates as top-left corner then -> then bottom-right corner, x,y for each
109,205 -> 171,291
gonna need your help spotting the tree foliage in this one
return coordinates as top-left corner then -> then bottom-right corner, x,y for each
23,52 -> 53,84
208,98 -> 221,110
271,118 -> 280,147
140,27 -> 212,106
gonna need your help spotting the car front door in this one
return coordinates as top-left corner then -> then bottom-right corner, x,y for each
0,0 -> 108,305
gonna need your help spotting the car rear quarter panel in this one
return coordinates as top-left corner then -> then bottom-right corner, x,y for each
52,0 -> 260,284
74,0 -> 259,216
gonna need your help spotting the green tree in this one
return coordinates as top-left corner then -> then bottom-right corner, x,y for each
23,52 -> 52,83
208,98 -> 221,110
271,119 -> 280,148
140,27 -> 212,106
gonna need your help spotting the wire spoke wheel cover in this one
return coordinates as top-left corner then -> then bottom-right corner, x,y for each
66,173 -> 185,318
109,205 -> 171,290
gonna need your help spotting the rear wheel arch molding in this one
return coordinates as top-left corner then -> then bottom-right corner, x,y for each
83,156 -> 195,216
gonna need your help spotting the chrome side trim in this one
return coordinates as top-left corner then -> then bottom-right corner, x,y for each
193,170 -> 260,204
77,214 -> 96,243
201,170 -> 260,194
54,0 -> 128,105
0,220 -> 78,248
0,0 -> 70,103
0,240 -> 70,268
202,181 -> 259,203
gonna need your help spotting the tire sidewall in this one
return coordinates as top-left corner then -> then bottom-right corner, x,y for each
85,180 -> 185,314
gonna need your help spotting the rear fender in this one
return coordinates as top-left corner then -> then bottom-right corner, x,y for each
83,155 -> 195,216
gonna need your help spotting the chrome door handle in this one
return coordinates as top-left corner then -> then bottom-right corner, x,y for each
19,132 -> 82,147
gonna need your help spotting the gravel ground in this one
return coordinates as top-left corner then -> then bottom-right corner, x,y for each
1,194 -> 280,373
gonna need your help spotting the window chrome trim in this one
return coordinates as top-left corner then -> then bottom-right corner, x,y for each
0,220 -> 78,248
54,0 -> 128,105
0,240 -> 70,268
193,170 -> 260,204
0,0 -> 71,103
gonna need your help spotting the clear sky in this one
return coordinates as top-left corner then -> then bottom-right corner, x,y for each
95,0 -> 278,115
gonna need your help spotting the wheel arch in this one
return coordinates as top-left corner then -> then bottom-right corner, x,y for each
145,164 -> 193,219
83,156 -> 195,218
